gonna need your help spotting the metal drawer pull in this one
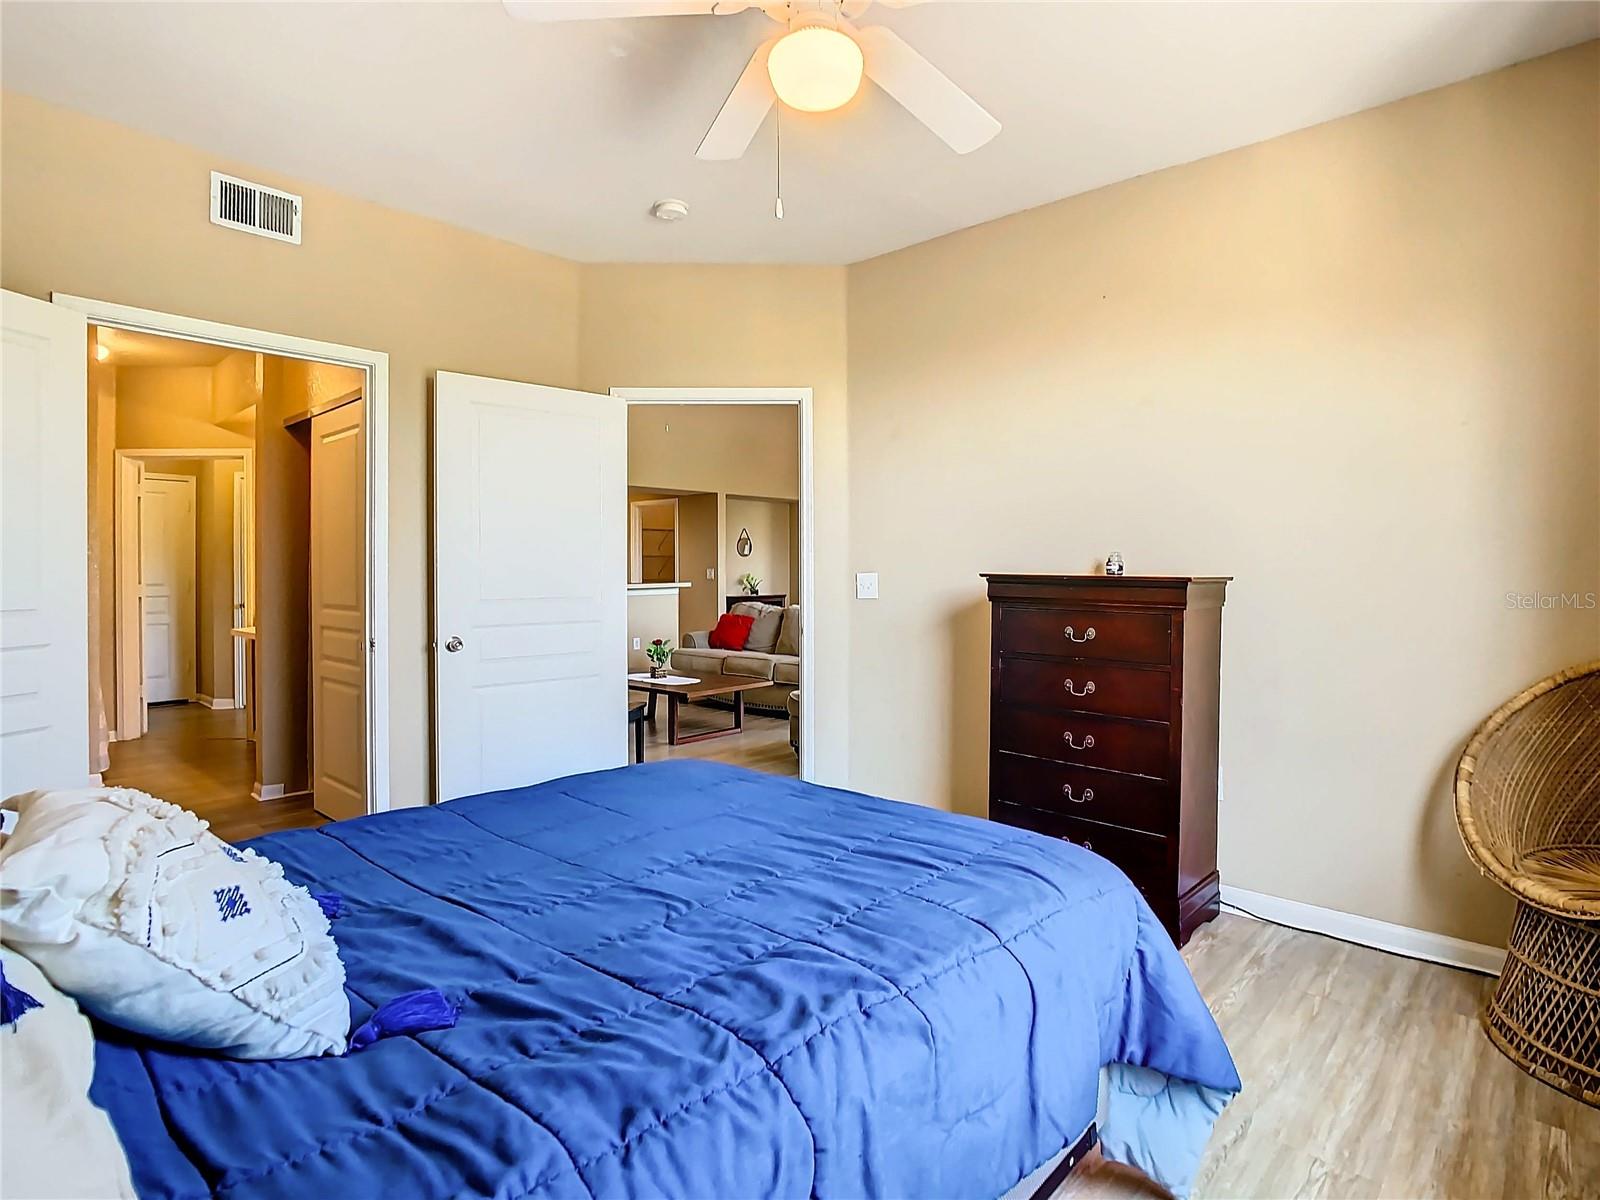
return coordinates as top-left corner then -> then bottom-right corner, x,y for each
1061,731 -> 1096,750
1062,678 -> 1096,697
1063,625 -> 1097,643
1061,783 -> 1094,804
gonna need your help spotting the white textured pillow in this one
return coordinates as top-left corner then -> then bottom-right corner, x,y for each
0,788 -> 348,1059
0,947 -> 137,1200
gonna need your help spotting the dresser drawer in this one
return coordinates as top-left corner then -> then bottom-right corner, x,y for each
991,800 -> 1171,906
991,753 -> 1170,835
997,606 -> 1170,665
998,657 -> 1172,721
992,705 -> 1171,779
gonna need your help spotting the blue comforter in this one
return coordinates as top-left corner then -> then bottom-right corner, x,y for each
90,761 -> 1239,1199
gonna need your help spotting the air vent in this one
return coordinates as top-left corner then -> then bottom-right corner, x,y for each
210,171 -> 302,244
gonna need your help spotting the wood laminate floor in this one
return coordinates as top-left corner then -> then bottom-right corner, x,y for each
635,702 -> 799,777
1055,914 -> 1600,1200
104,702 -> 325,843
109,700 -> 793,845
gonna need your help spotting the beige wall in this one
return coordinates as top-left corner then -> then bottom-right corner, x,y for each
211,350 -> 261,430
846,43 -> 1600,946
627,403 -> 799,499
3,90 -> 581,809
582,265 -> 849,783
7,45 -> 1595,948
626,590 -> 679,674
114,365 -> 252,451
726,496 -> 792,600
677,492 -> 720,635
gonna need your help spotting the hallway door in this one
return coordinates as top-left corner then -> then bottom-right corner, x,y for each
140,474 -> 196,704
310,398 -> 367,819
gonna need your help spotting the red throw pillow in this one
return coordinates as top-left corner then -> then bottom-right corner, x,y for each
709,613 -> 756,651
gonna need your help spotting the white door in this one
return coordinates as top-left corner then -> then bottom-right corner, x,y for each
310,398 -> 367,820
0,291 -> 90,796
140,474 -> 196,704
433,372 -> 626,801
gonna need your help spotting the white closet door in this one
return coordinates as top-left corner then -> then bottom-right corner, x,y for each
1,291 -> 90,796
139,474 -> 196,705
310,398 -> 367,820
433,372 -> 626,802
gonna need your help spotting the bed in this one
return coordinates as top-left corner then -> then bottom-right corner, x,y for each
88,761 -> 1239,1199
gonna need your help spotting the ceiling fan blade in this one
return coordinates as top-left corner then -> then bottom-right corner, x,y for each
852,22 -> 999,154
503,1 -> 745,23
696,37 -> 779,160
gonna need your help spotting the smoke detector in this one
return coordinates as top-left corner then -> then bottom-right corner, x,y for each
650,198 -> 690,222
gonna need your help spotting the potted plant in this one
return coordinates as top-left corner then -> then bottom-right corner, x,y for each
645,638 -> 673,679
737,572 -> 763,596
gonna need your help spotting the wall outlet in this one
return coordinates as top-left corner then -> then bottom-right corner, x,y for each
855,572 -> 879,600
632,637 -> 641,650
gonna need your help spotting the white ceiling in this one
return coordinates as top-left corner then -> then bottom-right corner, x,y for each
4,2 -> 1594,265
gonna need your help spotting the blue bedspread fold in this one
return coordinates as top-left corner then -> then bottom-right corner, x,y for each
90,761 -> 1239,1199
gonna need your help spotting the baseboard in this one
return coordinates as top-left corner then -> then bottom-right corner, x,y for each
252,785 -> 313,804
194,694 -> 239,711
1219,885 -> 1505,977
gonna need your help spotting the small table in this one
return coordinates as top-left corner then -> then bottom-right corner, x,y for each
627,673 -> 771,747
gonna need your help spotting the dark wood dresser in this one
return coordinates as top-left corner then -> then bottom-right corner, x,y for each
982,574 -> 1229,946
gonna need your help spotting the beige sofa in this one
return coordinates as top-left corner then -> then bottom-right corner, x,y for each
673,602 -> 800,715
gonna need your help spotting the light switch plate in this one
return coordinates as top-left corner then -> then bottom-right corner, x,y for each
855,572 -> 879,600
706,568 -> 716,580
632,637 -> 641,650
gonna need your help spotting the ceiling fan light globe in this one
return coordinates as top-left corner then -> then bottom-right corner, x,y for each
767,26 -> 863,113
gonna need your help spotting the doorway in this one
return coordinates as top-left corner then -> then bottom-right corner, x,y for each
616,389 -> 816,781
114,449 -> 255,737
59,294 -> 391,839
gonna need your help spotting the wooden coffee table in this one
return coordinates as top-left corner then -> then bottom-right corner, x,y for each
627,672 -> 771,748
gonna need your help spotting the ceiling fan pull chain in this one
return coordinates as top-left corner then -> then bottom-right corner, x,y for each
774,104 -> 784,220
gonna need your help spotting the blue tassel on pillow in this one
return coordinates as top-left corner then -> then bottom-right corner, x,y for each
311,891 -> 344,920
347,989 -> 459,1052
0,963 -> 43,1029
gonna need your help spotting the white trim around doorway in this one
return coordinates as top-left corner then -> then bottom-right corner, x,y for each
55,293 -> 392,814
114,449 -> 255,740
610,387 -> 816,783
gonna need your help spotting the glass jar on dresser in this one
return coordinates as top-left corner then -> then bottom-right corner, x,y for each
982,573 -> 1229,946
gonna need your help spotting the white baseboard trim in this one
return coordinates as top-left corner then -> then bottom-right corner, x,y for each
252,783 -> 312,804
1219,885 -> 1505,977
194,694 -> 239,711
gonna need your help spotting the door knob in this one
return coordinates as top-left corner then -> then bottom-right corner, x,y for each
444,636 -> 464,653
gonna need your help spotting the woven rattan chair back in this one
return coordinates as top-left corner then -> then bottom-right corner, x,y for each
1455,659 -> 1600,1107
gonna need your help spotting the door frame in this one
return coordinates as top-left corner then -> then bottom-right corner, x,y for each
232,469 -> 249,704
57,293 -> 392,814
114,449 -> 254,735
611,387 -> 816,782
628,495 -> 679,584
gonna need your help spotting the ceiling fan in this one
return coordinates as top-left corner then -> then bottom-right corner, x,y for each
503,1 -> 1000,161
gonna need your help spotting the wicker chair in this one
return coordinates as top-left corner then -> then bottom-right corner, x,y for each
1455,660 -> 1600,1107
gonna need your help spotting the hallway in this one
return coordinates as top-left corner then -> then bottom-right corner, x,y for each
104,703 -> 323,843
